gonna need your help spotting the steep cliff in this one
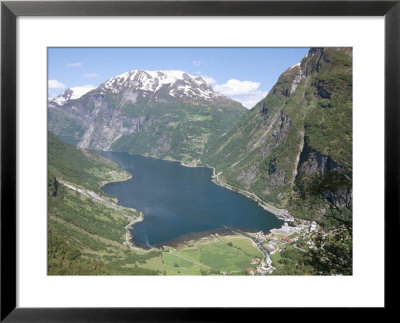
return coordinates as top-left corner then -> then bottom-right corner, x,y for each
203,48 -> 352,206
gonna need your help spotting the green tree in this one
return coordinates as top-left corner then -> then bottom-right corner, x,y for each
308,229 -> 352,275
294,170 -> 353,275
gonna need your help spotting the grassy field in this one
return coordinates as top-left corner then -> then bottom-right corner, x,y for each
155,235 -> 262,275
218,235 -> 263,258
270,251 -> 282,265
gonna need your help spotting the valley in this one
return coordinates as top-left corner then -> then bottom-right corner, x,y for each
48,47 -> 352,275
48,132 -> 277,275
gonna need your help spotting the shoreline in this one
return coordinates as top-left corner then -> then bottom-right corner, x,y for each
148,225 -> 259,250
95,167 -> 150,252
143,153 -> 208,169
98,171 -> 155,253
124,211 -> 149,252
207,165 -> 294,222
100,172 -> 132,187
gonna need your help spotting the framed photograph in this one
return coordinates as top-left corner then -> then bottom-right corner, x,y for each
1,0 -> 398,320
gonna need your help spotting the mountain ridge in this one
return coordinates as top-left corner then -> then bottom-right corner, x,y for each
48,69 -> 246,163
50,69 -> 237,108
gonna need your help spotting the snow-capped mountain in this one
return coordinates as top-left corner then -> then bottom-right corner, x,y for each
48,69 -> 245,157
50,70 -> 237,107
51,85 -> 95,106
99,70 -> 224,103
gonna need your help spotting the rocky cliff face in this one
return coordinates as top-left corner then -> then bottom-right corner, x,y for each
296,138 -> 343,178
48,70 -> 245,162
203,48 -> 352,205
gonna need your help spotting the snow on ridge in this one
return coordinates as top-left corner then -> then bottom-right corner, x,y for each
289,62 -> 301,70
69,85 -> 96,99
101,69 -> 218,101
52,95 -> 68,106
105,70 -> 200,88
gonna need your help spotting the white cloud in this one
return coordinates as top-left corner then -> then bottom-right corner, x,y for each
213,79 -> 267,108
82,73 -> 98,78
201,75 -> 217,85
48,79 -> 66,89
214,79 -> 260,96
193,60 -> 201,67
67,62 -> 83,67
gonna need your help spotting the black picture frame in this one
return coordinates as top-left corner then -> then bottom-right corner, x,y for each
1,0 -> 399,321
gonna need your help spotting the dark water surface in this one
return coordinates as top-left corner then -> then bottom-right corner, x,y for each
98,151 -> 283,248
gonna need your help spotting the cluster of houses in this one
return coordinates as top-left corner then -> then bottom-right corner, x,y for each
246,259 -> 274,276
246,220 -> 320,275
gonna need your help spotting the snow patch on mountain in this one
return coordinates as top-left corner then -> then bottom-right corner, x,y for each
289,62 -> 301,70
69,85 -> 96,99
51,85 -> 95,106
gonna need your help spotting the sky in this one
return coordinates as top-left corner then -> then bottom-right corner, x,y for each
48,47 -> 309,108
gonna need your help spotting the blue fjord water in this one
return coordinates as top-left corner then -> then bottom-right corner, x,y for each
99,151 -> 283,248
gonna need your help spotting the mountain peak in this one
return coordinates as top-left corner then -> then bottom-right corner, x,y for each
98,69 -> 227,104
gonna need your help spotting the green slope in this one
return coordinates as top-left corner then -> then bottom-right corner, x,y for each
110,101 -> 245,164
48,131 -> 131,192
48,132 -> 158,275
203,48 -> 352,211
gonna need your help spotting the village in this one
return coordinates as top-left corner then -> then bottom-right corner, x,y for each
244,218 -> 320,275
